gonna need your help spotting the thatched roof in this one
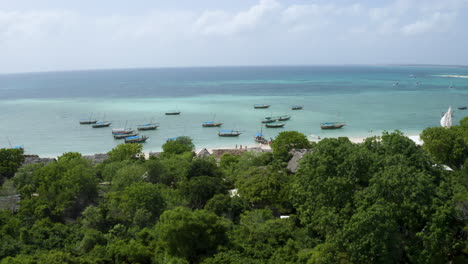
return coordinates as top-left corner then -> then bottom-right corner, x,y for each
287,149 -> 312,173
197,148 -> 211,158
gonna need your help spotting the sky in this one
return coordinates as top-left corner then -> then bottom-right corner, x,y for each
0,0 -> 468,73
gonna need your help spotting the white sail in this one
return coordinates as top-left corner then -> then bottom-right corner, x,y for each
440,107 -> 453,127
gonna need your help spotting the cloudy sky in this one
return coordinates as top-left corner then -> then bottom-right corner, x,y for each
1,0 -> 467,73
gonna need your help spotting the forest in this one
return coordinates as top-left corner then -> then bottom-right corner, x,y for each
0,118 -> 467,264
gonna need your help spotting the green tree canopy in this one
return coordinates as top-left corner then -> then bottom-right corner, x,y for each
421,117 -> 468,169
270,131 -> 311,162
106,143 -> 144,163
0,148 -> 24,185
162,136 -> 195,155
155,207 -> 229,262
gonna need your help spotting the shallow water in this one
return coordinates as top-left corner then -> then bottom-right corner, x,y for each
1,66 -> 467,156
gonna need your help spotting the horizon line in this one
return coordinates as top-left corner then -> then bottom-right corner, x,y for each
1,63 -> 467,76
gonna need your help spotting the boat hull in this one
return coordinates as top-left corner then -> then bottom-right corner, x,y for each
219,133 -> 241,137
321,124 -> 345,129
114,133 -> 138,139
202,123 -> 223,127
137,126 -> 159,130
254,105 -> 270,109
265,124 -> 285,128
124,136 -> 148,143
165,112 -> 181,115
80,120 -> 97,124
92,123 -> 112,128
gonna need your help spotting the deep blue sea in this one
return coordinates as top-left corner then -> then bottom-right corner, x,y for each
1,65 -> 467,156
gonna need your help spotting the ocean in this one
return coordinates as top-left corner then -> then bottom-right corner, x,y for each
1,65 -> 467,156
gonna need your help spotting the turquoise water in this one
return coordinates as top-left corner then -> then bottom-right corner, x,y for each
1,66 -> 467,156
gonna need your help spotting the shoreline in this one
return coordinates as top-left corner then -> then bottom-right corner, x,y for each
32,133 -> 422,160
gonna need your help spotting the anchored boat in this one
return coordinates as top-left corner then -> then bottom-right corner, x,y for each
218,130 -> 242,137
137,123 -> 159,130
265,122 -> 285,128
254,104 -> 270,109
202,121 -> 223,127
124,135 -> 149,143
114,132 -> 138,139
291,105 -> 303,110
320,122 -> 345,129
440,107 -> 453,127
254,133 -> 270,144
165,111 -> 181,115
92,122 -> 112,128
278,115 -> 291,121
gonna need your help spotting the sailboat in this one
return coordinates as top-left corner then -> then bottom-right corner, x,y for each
440,106 -> 453,128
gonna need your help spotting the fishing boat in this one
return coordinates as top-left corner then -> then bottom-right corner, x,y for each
124,135 -> 149,143
291,105 -> 303,110
202,121 -> 223,127
137,123 -> 159,130
254,133 -> 270,144
254,104 -> 270,109
79,113 -> 97,124
458,106 -> 467,110
261,117 -> 278,123
114,132 -> 138,139
265,122 -> 285,128
165,111 -> 181,115
278,115 -> 291,121
218,130 -> 242,137
79,119 -> 97,124
320,122 -> 346,129
440,107 -> 453,127
112,128 -> 134,135
92,122 -> 112,128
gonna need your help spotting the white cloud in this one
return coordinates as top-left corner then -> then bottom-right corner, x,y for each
193,0 -> 280,36
0,0 -> 468,72
401,11 -> 457,35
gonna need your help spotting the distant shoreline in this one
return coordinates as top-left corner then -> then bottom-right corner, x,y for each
34,133 -> 422,160
2,63 -> 468,76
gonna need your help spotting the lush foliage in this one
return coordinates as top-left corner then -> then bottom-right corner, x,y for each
270,131 -> 312,162
0,124 -> 466,263
0,148 -> 24,185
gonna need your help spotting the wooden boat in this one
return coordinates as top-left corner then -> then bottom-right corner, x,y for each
278,115 -> 291,121
265,122 -> 285,128
92,122 -> 112,128
114,132 -> 138,139
254,133 -> 270,144
202,121 -> 223,127
137,123 -> 159,130
320,122 -> 346,129
291,105 -> 303,110
79,119 -> 97,124
112,128 -> 134,135
261,117 -> 278,123
124,135 -> 149,143
254,104 -> 270,109
218,130 -> 242,137
458,106 -> 467,110
165,111 -> 181,115
79,113 -> 97,124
